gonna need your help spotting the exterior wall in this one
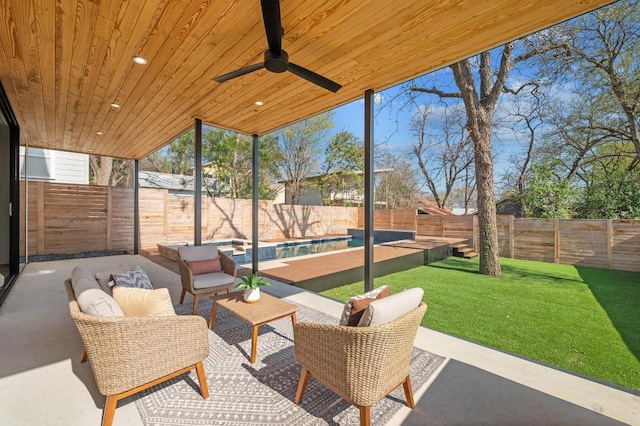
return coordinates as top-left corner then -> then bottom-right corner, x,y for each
20,148 -> 89,184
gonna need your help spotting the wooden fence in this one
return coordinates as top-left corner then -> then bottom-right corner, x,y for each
357,209 -> 640,272
21,182 -> 640,272
21,182 -> 358,256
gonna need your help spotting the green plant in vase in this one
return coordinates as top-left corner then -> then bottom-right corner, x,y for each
236,273 -> 270,303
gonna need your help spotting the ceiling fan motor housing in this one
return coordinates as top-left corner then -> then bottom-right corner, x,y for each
264,49 -> 289,73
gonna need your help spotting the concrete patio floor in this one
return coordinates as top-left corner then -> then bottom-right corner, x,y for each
0,254 -> 638,425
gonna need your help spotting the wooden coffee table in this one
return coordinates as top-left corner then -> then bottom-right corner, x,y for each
209,291 -> 300,363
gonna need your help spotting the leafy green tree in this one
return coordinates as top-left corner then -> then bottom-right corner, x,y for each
575,169 -> 640,219
274,112 -> 334,205
149,126 -> 280,199
201,127 -> 280,199
520,163 -> 576,218
166,130 -> 195,175
317,130 -> 364,205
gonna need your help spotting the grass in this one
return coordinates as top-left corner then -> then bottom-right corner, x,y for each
320,257 -> 640,391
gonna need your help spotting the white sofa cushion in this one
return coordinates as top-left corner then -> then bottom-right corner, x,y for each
75,278 -> 124,317
357,288 -> 424,327
71,266 -> 95,287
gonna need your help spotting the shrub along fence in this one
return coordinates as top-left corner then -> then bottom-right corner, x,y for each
21,181 -> 640,272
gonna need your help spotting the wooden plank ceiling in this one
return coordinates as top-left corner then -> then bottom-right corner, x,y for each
0,0 -> 614,160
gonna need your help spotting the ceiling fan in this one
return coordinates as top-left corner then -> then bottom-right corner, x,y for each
212,0 -> 342,93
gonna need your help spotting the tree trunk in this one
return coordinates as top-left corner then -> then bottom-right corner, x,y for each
90,156 -> 113,186
473,122 -> 501,276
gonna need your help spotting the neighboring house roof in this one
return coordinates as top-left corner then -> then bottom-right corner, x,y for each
138,170 -> 215,192
416,198 -> 455,216
496,194 -> 524,217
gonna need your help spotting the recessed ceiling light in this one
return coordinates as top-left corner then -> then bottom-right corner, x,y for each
110,103 -> 121,108
96,131 -> 104,135
255,101 -> 264,106
133,56 -> 147,65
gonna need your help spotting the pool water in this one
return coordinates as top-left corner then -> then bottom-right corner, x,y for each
275,238 -> 363,259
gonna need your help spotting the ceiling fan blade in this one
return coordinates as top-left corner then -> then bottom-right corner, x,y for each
213,63 -> 265,83
288,62 -> 342,93
261,0 -> 282,55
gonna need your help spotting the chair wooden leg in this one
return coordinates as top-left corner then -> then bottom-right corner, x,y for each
195,361 -> 209,399
358,406 -> 371,426
192,294 -> 199,315
295,367 -> 311,404
80,348 -> 88,363
403,375 -> 415,408
179,288 -> 186,304
102,395 -> 118,426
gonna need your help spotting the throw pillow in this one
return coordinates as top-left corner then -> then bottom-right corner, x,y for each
339,285 -> 391,326
95,265 -> 135,292
348,286 -> 392,326
75,278 -> 124,317
110,266 -> 153,290
112,286 -> 176,317
186,258 -> 222,275
357,287 -> 424,327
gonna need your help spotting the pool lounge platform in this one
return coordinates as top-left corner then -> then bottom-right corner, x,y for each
259,236 -> 467,292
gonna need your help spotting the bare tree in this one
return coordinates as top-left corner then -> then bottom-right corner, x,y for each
411,103 -> 474,209
375,151 -> 422,209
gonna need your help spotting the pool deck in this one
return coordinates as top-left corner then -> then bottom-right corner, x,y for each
147,235 -> 468,291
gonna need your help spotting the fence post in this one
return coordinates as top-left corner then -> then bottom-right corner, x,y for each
472,215 -> 478,251
607,219 -> 613,269
36,182 -> 44,255
106,186 -> 112,250
509,215 -> 514,258
554,219 -> 560,263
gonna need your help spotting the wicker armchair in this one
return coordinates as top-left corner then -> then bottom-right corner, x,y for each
293,302 -> 427,426
177,245 -> 237,315
65,280 -> 210,426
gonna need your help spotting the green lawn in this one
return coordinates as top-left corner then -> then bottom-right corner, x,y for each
320,257 -> 640,391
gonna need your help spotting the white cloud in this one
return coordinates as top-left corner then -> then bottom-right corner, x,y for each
374,93 -> 384,104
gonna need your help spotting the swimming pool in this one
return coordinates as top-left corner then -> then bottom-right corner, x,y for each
275,237 -> 361,259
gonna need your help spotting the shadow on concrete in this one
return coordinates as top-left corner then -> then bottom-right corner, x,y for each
404,360 -> 627,426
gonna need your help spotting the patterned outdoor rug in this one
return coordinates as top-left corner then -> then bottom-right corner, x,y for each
134,298 -> 445,426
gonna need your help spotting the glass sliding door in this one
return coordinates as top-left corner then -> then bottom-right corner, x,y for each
0,81 -> 21,306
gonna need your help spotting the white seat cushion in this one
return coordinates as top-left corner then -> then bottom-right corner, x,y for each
357,288 -> 424,327
192,272 -> 235,290
178,245 -> 219,262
